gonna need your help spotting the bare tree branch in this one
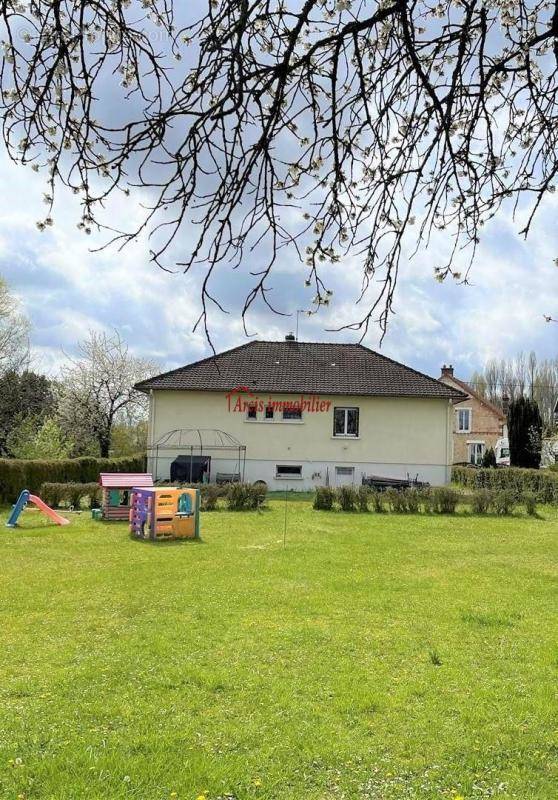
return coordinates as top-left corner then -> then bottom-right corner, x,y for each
2,0 -> 558,342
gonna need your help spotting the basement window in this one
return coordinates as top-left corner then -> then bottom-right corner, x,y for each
276,464 -> 303,479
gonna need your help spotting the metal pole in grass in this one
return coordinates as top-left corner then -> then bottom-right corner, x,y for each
283,483 -> 288,548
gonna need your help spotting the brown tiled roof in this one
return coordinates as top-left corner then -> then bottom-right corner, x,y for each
441,374 -> 506,420
136,341 -> 465,400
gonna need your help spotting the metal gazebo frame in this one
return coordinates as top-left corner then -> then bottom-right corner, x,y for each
147,428 -> 247,483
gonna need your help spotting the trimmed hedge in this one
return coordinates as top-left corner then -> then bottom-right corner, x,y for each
452,465 -> 558,503
40,482 -> 102,509
336,485 -> 358,511
313,486 -> 335,510
313,485 -> 537,516
0,455 -> 145,502
225,482 -> 267,511
155,481 -> 268,511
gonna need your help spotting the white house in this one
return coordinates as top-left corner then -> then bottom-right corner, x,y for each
136,339 -> 464,490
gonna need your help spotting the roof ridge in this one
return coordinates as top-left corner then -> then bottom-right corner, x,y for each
135,339 -> 465,400
447,374 -> 505,419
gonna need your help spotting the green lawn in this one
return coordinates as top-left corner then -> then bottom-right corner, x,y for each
0,501 -> 557,800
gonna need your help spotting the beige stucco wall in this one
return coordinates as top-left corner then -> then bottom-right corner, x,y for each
147,389 -> 453,486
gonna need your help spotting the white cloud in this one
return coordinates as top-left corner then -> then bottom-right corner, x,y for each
0,147 -> 557,381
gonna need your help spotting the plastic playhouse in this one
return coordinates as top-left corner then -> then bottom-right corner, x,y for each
6,490 -> 70,528
129,487 -> 200,541
99,473 -> 153,520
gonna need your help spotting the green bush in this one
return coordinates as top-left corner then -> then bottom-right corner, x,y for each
523,491 -> 537,516
418,487 -> 434,514
225,482 -> 267,511
405,489 -> 420,514
199,484 -> 225,511
357,485 -> 370,512
40,482 -> 65,508
432,487 -> 459,514
0,455 -> 145,503
250,482 -> 268,509
385,488 -> 408,513
369,490 -> 385,513
493,489 -> 516,516
452,465 -> 558,504
313,486 -> 335,510
40,482 -> 101,509
471,489 -> 492,514
336,485 -> 358,512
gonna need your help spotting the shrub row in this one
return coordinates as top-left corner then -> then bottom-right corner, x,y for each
314,485 -> 460,513
224,482 -> 267,511
156,482 -> 268,511
38,480 -> 268,512
0,455 -> 145,502
40,482 -> 102,509
314,485 -> 537,516
452,465 -> 558,503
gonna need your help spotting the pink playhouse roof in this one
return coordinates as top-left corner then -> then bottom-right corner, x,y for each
99,473 -> 153,488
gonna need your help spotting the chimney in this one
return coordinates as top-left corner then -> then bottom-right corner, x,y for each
285,332 -> 296,341
440,364 -> 454,378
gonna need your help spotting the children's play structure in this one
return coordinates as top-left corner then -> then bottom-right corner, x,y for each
130,486 -> 200,541
6,490 -> 70,528
99,473 -> 153,520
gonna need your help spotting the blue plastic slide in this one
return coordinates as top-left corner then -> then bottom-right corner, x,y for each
6,490 -> 30,527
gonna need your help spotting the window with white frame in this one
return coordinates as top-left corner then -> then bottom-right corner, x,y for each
282,406 -> 302,421
333,407 -> 359,437
246,404 -> 257,420
265,405 -> 274,420
468,442 -> 485,465
457,408 -> 471,433
276,464 -> 303,478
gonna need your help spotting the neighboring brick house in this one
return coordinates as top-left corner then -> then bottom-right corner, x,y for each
439,365 -> 506,465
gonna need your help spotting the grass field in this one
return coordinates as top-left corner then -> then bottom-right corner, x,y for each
0,500 -> 557,800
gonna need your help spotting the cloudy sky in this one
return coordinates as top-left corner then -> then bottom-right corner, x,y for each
1,142 -> 557,383
1,0 -> 557,384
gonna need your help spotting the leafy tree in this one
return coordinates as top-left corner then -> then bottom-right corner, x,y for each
481,447 -> 497,469
508,398 -> 543,469
59,330 -> 156,458
0,370 -> 54,455
6,415 -> 73,460
110,421 -> 148,458
1,3 -> 558,338
0,277 -> 29,372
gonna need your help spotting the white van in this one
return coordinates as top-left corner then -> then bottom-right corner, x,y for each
495,438 -> 510,467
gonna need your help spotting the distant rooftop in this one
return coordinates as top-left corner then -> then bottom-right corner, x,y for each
136,341 -> 464,400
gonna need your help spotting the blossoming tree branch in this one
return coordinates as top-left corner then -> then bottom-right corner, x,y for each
1,0 -> 558,340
